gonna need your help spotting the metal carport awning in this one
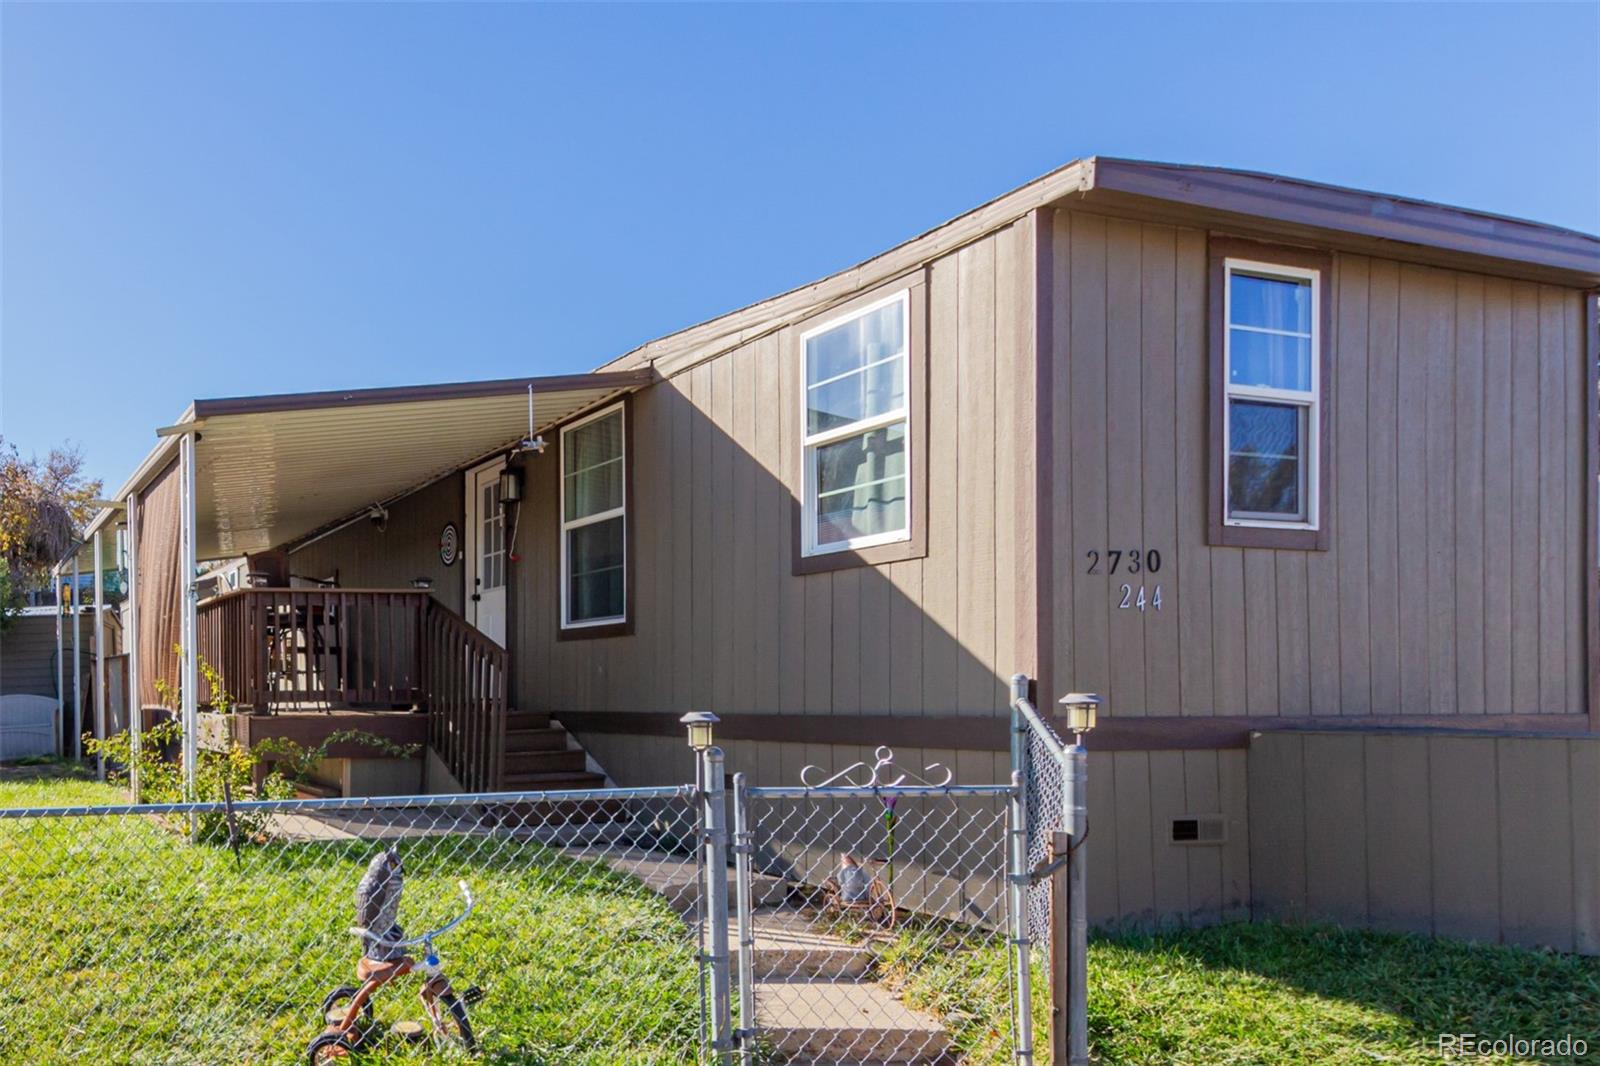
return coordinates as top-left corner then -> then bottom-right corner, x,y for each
88,369 -> 654,560
78,370 -> 653,800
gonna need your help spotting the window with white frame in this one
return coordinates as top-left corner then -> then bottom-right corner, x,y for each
1223,259 -> 1320,527
560,404 -> 626,628
801,291 -> 912,556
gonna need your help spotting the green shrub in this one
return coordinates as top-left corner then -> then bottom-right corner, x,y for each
252,728 -> 418,787
85,720 -> 293,841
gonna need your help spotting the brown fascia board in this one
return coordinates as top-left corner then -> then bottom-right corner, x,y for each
1080,157 -> 1600,286
593,156 -> 1599,379
190,368 -> 656,419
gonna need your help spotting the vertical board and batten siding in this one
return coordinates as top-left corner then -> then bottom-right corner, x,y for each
1046,210 -> 1590,721
1083,746 -> 1251,928
1249,730 -> 1600,954
513,220 -> 1039,723
0,613 -> 92,697
287,476 -> 467,616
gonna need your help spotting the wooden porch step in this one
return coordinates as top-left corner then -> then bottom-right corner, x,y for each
502,770 -> 608,791
504,711 -> 551,732
504,749 -> 588,775
504,726 -> 569,753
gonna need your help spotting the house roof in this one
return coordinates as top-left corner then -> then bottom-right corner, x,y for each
596,156 -> 1600,379
82,370 -> 652,559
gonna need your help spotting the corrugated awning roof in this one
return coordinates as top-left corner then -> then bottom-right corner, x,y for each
84,370 -> 652,560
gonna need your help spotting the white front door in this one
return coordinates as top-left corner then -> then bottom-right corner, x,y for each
465,460 -> 507,646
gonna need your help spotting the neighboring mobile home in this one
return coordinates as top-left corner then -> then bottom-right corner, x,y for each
83,158 -> 1600,950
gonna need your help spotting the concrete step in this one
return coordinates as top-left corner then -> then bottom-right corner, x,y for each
753,978 -> 951,1064
743,908 -> 872,980
504,726 -> 568,753
504,749 -> 588,775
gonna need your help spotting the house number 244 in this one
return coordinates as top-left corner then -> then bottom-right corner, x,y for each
1085,548 -> 1165,612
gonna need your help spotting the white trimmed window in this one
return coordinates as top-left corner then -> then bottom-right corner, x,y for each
1223,258 -> 1321,528
800,290 -> 913,556
560,403 -> 626,628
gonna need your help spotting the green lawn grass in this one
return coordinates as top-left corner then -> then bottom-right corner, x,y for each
6,763 -> 1597,1065
0,762 -> 699,1065
886,916 -> 1600,1065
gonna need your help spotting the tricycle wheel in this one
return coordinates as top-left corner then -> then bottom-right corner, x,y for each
319,986 -> 374,1044
307,1031 -> 356,1064
436,991 -> 476,1052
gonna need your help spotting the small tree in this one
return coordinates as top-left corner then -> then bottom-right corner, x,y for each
0,436 -> 103,597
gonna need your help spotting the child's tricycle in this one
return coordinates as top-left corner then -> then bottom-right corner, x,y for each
307,849 -> 483,1062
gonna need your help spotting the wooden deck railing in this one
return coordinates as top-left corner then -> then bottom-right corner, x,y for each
419,600 -> 508,794
196,588 -> 507,791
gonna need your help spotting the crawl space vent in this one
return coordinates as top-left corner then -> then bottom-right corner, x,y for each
1171,815 -> 1227,845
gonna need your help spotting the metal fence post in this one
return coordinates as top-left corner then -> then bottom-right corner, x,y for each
701,746 -> 733,1063
731,772 -> 756,1062
1064,742 -> 1090,1066
1008,675 -> 1036,1065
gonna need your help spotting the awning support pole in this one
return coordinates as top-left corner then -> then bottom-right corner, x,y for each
72,553 -> 81,761
53,565 -> 64,756
125,491 -> 142,801
179,432 -> 199,804
93,528 -> 106,781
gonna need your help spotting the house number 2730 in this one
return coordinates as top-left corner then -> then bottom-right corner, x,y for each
1118,584 -> 1163,611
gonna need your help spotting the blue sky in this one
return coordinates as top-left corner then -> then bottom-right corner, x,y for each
3,2 -> 1595,490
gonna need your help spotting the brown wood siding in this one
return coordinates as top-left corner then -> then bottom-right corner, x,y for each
288,476 -> 467,616
513,221 -> 1038,719
1048,210 -> 1591,719
1250,730 -> 1600,954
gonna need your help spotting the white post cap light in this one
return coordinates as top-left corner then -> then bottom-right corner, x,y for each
1058,693 -> 1102,737
679,711 -> 719,752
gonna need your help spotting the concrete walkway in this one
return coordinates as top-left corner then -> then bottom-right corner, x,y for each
571,845 -> 953,1065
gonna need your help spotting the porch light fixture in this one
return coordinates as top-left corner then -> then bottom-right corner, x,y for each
409,577 -> 434,590
679,711 -> 719,752
1059,692 -> 1102,742
498,469 -> 522,505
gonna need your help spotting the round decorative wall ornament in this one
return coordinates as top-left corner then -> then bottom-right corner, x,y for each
439,523 -> 459,566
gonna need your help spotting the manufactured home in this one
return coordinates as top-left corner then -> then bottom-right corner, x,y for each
81,158 -> 1600,950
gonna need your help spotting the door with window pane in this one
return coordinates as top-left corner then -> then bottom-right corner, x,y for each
466,461 -> 507,646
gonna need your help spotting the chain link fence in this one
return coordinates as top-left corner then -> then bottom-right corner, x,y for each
1020,709 -> 1069,950
0,787 -> 706,1065
2,700 -> 1073,1064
